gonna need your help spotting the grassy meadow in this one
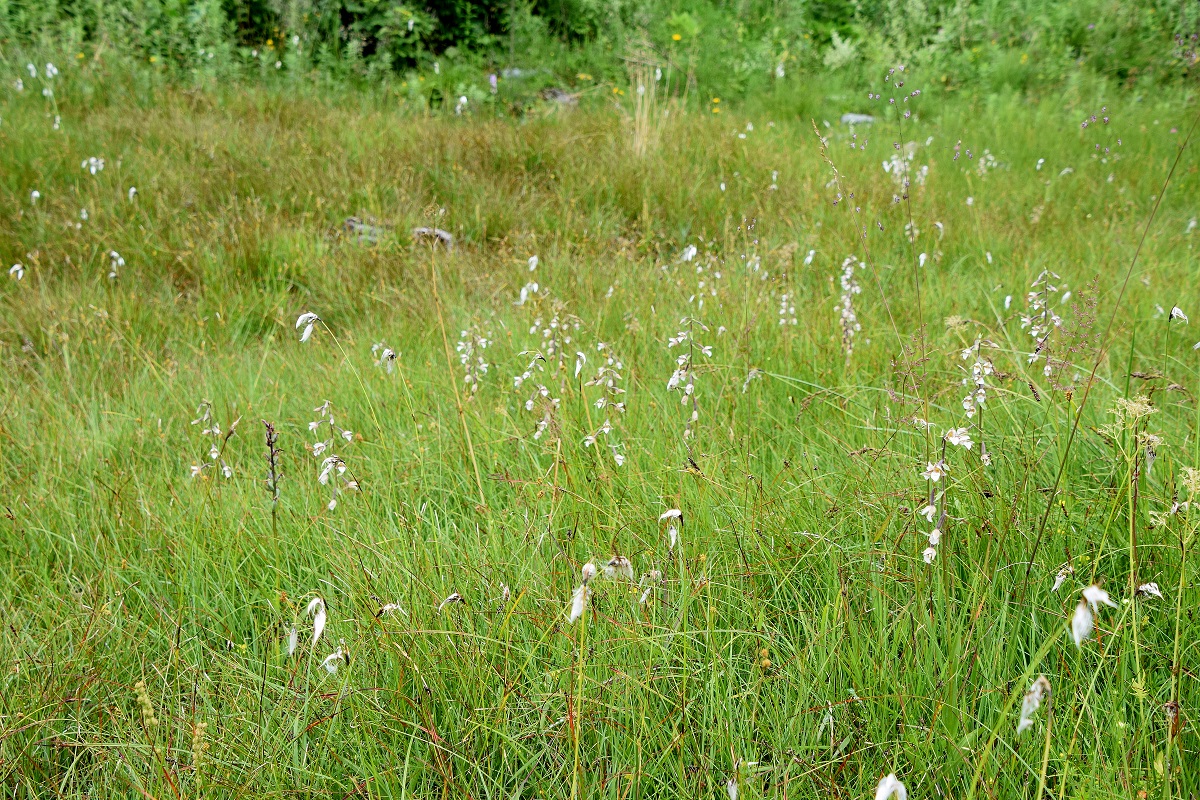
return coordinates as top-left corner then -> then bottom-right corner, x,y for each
1,66 -> 1199,798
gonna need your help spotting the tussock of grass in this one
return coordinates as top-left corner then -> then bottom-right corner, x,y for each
1,75 -> 1198,798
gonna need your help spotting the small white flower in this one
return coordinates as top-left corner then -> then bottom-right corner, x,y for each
295,312 -> 319,342
875,773 -> 907,800
927,528 -> 941,546
659,509 -> 682,521
726,777 -> 738,800
8,263 -> 24,280
1071,599 -> 1093,647
803,249 -> 816,265
1017,675 -> 1051,734
528,255 -> 538,271
26,63 -> 35,78
680,244 -> 697,262
1171,306 -> 1188,324
922,461 -> 946,482
44,63 -> 58,78
30,190 -> 40,203
945,427 -> 973,449
307,597 -> 327,646
919,504 -> 936,523
377,603 -> 407,617
581,562 -> 598,584
287,625 -> 298,656
922,546 -> 937,564
128,186 -> 138,201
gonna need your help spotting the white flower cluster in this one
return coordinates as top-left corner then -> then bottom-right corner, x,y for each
837,256 -> 863,360
189,400 -> 234,479
959,338 -> 993,420
310,400 -> 357,510
688,260 -> 720,310
667,319 -> 712,441
881,142 -> 928,197
455,325 -> 490,394
371,341 -> 398,373
513,351 -> 558,440
529,302 -> 580,370
1020,270 -> 1066,373
582,342 -> 627,465
778,292 -> 797,325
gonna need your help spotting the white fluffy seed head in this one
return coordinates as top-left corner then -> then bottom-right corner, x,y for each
1071,599 -> 1093,647
874,773 -> 907,800
307,597 -> 327,646
1017,675 -> 1051,734
568,584 -> 590,623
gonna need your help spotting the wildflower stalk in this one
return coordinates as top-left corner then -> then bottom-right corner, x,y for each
1035,701 -> 1054,800
263,419 -> 281,537
426,248 -> 487,508
965,626 -> 1064,800
1024,101 -> 1200,584
571,607 -> 587,800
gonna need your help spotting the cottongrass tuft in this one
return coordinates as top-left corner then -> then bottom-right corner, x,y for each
296,312 -> 320,342
1071,598 -> 1094,647
568,584 -> 591,623
638,570 -> 663,604
321,643 -> 348,674
307,597 -> 327,647
874,773 -> 907,800
376,603 -> 407,617
1051,563 -> 1075,593
659,509 -> 683,550
1017,675 -> 1051,734
1136,582 -> 1163,599
1082,584 -> 1117,612
603,555 -> 634,581
437,592 -> 463,613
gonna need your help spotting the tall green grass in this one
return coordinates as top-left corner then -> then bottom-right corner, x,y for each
0,65 -> 1198,798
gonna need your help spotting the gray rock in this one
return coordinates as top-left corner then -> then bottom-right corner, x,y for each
343,216 -> 389,244
840,113 -> 875,125
412,227 -> 455,250
540,87 -> 579,105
